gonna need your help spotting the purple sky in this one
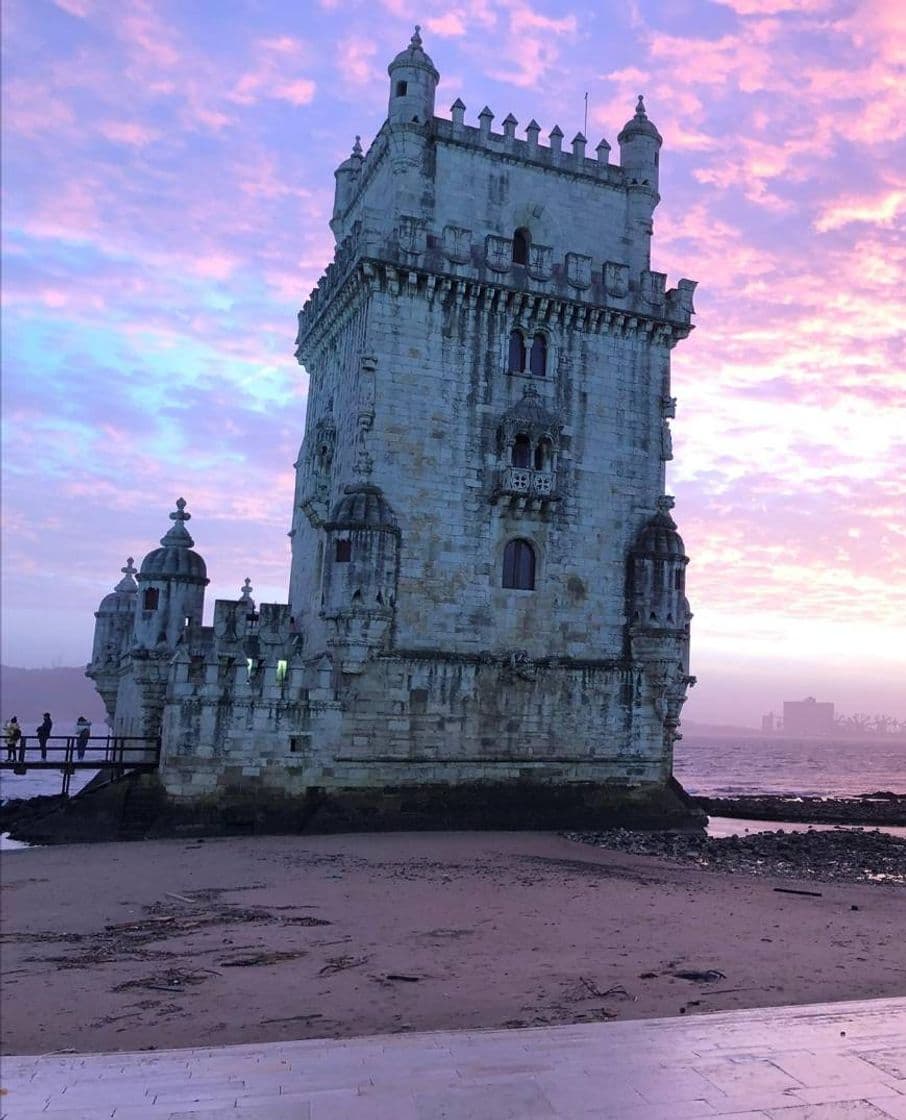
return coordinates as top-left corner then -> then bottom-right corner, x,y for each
1,0 -> 904,725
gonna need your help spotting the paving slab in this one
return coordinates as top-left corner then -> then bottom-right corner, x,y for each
1,997 -> 904,1119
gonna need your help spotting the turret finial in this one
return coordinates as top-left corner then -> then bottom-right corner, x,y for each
352,135 -> 363,157
240,577 -> 254,603
114,557 -> 139,593
636,94 -> 647,118
159,498 -> 195,548
411,24 -> 422,48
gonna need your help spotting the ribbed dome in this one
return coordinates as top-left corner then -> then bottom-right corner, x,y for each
139,498 -> 208,583
98,558 -> 138,614
618,95 -> 662,144
501,385 -> 561,440
328,484 -> 399,531
388,25 -> 439,79
633,510 -> 686,561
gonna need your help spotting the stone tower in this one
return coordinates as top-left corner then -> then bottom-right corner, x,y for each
88,32 -> 701,831
282,29 -> 699,824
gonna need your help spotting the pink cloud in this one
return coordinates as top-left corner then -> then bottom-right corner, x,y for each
425,13 -> 467,37
814,188 -> 906,232
98,120 -> 160,146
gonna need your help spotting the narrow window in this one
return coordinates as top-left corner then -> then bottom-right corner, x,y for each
534,439 -> 550,471
529,333 -> 547,376
512,227 -> 530,265
335,539 -> 352,563
674,569 -> 684,591
508,329 -> 526,373
276,659 -> 288,684
396,80 -> 408,97
142,588 -> 159,611
512,434 -> 532,468
502,539 -> 536,590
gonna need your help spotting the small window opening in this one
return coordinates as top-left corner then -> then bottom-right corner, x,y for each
512,227 -> 530,265
674,569 -> 684,591
508,329 -> 526,373
335,538 -> 352,562
529,333 -> 547,377
376,590 -> 384,605
352,588 -> 363,602
512,434 -> 532,469
395,80 -> 408,97
184,615 -> 191,629
276,659 -> 288,684
246,657 -> 260,680
142,588 -> 159,611
502,538 -> 536,590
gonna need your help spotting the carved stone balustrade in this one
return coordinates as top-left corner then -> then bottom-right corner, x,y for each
492,466 -> 559,510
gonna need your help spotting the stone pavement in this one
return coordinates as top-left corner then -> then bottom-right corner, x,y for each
2,997 -> 905,1119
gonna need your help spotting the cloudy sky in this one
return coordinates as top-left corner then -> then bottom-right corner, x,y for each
1,0 -> 903,724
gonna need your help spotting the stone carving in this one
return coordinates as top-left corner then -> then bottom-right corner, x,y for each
443,224 -> 471,263
604,261 -> 629,298
527,243 -> 552,280
485,235 -> 512,273
566,252 -> 592,290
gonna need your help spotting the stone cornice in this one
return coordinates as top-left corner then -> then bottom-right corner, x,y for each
296,257 -> 693,357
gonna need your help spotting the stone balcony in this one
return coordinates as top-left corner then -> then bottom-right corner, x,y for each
491,465 -> 560,509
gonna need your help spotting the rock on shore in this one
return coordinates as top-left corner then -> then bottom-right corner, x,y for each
567,826 -> 906,885
694,792 -> 906,827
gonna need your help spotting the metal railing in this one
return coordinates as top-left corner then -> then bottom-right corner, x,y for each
1,734 -> 161,795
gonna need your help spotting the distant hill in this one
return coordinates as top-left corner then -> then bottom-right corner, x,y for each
0,666 -> 107,731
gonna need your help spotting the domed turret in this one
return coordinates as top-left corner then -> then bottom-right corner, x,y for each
90,558 -> 138,666
618,95 -> 662,191
321,484 -> 400,648
628,496 -> 689,632
387,25 -> 438,126
134,499 -> 209,650
87,558 -> 139,722
331,135 -> 364,237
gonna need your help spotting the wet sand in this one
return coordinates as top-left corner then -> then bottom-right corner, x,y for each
2,831 -> 905,1055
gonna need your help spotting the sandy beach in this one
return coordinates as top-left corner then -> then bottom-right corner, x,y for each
2,831 -> 905,1056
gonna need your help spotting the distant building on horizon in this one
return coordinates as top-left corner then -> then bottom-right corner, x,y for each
782,697 -> 835,737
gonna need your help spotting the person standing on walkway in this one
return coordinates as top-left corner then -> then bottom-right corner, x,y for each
5,716 -> 22,761
75,716 -> 91,760
36,713 -> 53,760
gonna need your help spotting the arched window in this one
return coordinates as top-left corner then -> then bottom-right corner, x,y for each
395,80 -> 408,97
142,588 -> 159,611
335,539 -> 352,563
533,439 -> 551,471
529,333 -> 547,377
508,329 -> 525,373
512,434 -> 532,468
512,227 -> 530,265
502,539 -> 536,590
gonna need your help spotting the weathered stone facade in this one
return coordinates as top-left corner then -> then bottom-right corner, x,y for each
88,30 -> 701,831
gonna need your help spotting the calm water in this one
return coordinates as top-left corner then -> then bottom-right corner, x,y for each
675,735 -> 906,798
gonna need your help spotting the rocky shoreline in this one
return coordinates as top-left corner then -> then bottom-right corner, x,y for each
694,792 -> 906,827
567,825 -> 906,886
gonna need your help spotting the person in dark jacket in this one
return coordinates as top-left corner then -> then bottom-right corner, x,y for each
75,716 -> 91,760
36,713 -> 52,760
